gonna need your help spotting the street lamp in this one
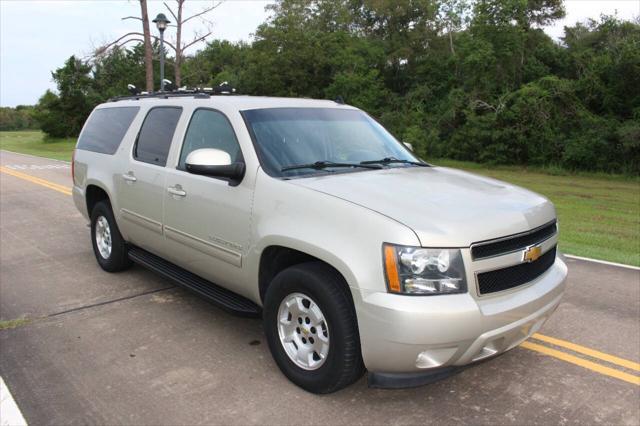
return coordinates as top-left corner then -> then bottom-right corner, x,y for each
152,13 -> 171,92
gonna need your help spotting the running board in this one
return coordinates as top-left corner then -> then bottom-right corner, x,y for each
128,246 -> 261,317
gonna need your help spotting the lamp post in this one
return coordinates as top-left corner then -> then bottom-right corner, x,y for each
152,13 -> 170,92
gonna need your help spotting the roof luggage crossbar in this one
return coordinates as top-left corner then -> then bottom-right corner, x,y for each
110,81 -> 237,102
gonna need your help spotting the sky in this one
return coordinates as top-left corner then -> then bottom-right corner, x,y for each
1,0 -> 638,107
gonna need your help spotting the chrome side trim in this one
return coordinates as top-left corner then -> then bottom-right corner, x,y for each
120,208 -> 163,234
164,226 -> 242,267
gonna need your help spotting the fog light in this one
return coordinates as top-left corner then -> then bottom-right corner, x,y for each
415,347 -> 458,369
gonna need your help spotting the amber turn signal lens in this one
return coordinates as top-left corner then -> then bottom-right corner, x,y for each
384,244 -> 401,293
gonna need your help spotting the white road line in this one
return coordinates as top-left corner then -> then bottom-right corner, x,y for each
563,254 -> 640,271
4,164 -> 70,170
0,377 -> 28,426
0,149 -> 71,164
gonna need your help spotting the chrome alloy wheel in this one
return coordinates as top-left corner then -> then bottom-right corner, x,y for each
277,292 -> 330,370
95,215 -> 112,259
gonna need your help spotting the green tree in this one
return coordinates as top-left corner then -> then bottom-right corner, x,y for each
92,46 -> 147,99
34,56 -> 98,137
29,2 -> 640,173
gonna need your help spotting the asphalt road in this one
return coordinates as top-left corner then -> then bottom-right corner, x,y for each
1,150 -> 638,425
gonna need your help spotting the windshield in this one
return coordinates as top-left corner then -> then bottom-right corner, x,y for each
242,108 -> 420,177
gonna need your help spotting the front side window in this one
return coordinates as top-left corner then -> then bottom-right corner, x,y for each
178,109 -> 242,170
77,107 -> 139,155
134,107 -> 182,166
241,108 -> 419,177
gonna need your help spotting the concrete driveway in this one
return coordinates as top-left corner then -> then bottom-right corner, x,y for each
1,150 -> 638,425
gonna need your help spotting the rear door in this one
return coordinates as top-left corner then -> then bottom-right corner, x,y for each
117,106 -> 182,255
162,108 -> 253,294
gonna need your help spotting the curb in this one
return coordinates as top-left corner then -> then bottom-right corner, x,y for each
563,254 -> 640,271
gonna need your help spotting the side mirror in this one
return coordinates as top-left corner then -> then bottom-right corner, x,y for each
185,148 -> 245,181
403,142 -> 414,152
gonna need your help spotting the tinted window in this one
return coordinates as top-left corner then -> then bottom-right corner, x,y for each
178,109 -> 241,170
77,107 -> 139,155
134,107 -> 182,166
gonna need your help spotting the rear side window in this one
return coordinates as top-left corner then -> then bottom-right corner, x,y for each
134,107 -> 182,166
77,107 -> 139,155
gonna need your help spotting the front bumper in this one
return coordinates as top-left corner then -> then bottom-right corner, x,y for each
355,257 -> 567,375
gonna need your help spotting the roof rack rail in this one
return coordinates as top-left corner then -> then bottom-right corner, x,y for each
109,81 -> 237,102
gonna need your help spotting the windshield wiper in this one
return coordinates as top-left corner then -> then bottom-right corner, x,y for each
361,157 -> 429,167
281,161 -> 383,172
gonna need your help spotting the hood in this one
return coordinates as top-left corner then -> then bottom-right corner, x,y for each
290,166 -> 556,247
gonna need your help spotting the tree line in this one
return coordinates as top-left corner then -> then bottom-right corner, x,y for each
0,106 -> 38,131
31,0 -> 640,174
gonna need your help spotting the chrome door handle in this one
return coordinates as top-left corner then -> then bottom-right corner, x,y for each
167,186 -> 186,197
122,173 -> 137,182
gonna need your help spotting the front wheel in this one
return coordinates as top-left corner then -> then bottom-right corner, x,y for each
263,262 -> 364,393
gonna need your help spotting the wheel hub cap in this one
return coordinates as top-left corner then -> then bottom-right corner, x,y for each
277,292 -> 329,370
95,216 -> 112,259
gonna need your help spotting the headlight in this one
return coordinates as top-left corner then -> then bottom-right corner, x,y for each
383,244 -> 467,295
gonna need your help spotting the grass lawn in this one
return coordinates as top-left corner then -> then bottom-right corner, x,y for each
433,159 -> 639,267
1,130 -> 638,266
0,130 -> 76,162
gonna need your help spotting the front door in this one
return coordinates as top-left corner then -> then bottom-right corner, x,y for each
163,108 -> 253,295
117,106 -> 183,254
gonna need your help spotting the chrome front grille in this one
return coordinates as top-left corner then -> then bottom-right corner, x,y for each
471,221 -> 557,260
470,221 -> 559,296
476,246 -> 557,295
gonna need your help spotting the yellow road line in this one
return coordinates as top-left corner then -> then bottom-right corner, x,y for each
0,166 -> 72,196
520,341 -> 640,386
532,333 -> 640,372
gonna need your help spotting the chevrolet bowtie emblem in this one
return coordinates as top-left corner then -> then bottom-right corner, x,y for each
523,245 -> 542,263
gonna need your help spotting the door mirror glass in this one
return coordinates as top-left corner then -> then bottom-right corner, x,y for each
185,148 -> 245,181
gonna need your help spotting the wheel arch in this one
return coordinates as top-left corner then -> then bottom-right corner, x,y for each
85,183 -> 111,216
256,240 -> 359,306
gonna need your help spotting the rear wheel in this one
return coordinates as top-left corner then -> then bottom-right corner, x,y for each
263,262 -> 364,393
90,200 -> 132,272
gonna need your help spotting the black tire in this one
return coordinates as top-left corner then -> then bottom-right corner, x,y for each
90,200 -> 132,272
263,262 -> 364,394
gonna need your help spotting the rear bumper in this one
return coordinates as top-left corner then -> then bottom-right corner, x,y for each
72,185 -> 89,221
356,257 -> 567,375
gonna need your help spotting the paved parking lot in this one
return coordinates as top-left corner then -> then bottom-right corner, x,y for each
1,150 -> 638,425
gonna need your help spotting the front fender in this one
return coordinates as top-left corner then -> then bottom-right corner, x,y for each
246,170 -> 421,303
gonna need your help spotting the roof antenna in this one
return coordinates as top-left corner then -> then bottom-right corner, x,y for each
335,95 -> 345,104
127,84 -> 140,95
